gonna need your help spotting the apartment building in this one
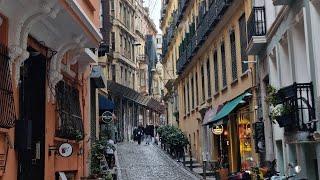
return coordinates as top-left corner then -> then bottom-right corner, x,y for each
161,0 -> 263,176
0,0 -> 104,179
100,0 -> 163,141
249,0 -> 320,179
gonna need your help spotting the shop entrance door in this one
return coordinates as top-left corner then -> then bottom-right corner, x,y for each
17,47 -> 46,180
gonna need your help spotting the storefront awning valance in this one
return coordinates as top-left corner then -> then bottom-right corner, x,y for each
90,66 -> 107,88
211,93 -> 248,124
99,94 -> 114,111
107,80 -> 149,106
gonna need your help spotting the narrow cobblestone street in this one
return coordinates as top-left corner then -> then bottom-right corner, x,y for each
116,142 -> 200,180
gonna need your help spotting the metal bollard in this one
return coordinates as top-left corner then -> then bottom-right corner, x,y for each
203,160 -> 207,179
189,144 -> 193,171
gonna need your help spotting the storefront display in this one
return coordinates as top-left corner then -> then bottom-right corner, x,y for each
238,110 -> 254,170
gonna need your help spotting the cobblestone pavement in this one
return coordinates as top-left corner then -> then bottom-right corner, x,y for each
116,142 -> 200,180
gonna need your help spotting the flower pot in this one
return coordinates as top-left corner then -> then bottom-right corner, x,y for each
275,114 -> 294,127
217,168 -> 229,180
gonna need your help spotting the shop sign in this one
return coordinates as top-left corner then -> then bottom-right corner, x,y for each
212,125 -> 224,135
101,111 -> 113,124
58,143 -> 73,157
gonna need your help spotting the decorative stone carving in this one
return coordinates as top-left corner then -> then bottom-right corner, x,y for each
10,0 -> 57,87
14,50 -> 30,85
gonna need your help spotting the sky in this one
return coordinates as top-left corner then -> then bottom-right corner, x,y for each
143,0 -> 162,34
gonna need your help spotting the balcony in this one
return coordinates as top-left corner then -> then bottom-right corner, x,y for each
246,7 -> 267,55
274,83 -> 316,132
175,0 -> 233,74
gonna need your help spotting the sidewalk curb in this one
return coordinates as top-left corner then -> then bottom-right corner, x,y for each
152,144 -> 202,180
114,146 -> 122,180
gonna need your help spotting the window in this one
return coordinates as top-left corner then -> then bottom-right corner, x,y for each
195,72 -> 199,105
111,64 -> 116,81
206,59 -> 211,97
187,80 -> 190,113
230,31 -> 238,80
0,43 -> 15,128
184,84 -> 187,115
214,50 -> 219,92
201,64 -> 205,102
120,34 -> 123,49
239,14 -> 248,73
140,70 -> 145,86
191,76 -> 195,109
111,32 -> 115,51
125,68 -> 127,83
55,81 -> 84,140
221,43 -> 227,87
120,66 -> 123,82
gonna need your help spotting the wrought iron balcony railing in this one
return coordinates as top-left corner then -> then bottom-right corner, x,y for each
176,0 -> 233,75
247,7 -> 266,43
0,43 -> 16,128
274,83 -> 316,132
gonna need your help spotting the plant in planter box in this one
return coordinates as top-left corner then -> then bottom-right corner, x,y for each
265,85 -> 280,106
270,104 -> 295,127
90,138 -> 115,179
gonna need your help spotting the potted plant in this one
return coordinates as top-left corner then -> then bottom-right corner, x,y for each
270,104 -> 295,127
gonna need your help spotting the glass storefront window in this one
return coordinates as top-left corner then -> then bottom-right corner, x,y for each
238,111 -> 253,170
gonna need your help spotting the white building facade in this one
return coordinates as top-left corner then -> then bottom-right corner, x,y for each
249,0 -> 320,179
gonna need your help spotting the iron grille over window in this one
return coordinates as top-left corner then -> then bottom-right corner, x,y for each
221,43 -> 227,87
230,31 -> 238,80
55,81 -> 84,140
0,43 -> 16,128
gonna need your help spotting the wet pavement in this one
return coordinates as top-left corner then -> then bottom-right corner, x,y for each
116,142 -> 200,180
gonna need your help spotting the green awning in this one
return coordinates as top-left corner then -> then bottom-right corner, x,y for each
211,93 -> 247,123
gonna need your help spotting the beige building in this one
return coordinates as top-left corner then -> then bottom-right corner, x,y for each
161,0 -> 261,175
100,0 -> 162,141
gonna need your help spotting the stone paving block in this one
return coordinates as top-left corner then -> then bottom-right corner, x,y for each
116,142 -> 200,180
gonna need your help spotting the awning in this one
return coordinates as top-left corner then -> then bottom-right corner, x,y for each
107,81 -> 164,113
90,66 -> 107,88
99,94 -> 114,112
210,93 -> 248,124
202,108 -> 218,126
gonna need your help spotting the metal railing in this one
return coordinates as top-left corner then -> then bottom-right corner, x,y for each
0,43 -> 16,128
275,82 -> 316,131
247,7 -> 266,43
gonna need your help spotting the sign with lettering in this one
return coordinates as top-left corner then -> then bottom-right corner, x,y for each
212,125 -> 224,135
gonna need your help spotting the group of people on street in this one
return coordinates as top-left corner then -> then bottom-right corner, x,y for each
133,124 -> 155,145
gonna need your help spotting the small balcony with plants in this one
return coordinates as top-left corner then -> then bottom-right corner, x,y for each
267,83 -> 316,132
246,6 -> 267,55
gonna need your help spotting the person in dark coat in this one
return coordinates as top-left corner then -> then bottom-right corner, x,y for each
136,125 -> 144,145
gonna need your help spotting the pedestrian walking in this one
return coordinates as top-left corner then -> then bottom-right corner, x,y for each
136,125 -> 144,145
145,124 -> 153,145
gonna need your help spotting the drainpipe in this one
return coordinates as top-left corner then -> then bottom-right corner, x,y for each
304,1 -> 320,178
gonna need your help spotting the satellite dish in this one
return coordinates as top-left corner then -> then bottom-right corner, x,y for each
101,111 -> 113,124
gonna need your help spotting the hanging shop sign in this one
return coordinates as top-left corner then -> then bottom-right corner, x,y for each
58,143 -> 73,157
101,111 -> 113,124
212,125 -> 224,135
